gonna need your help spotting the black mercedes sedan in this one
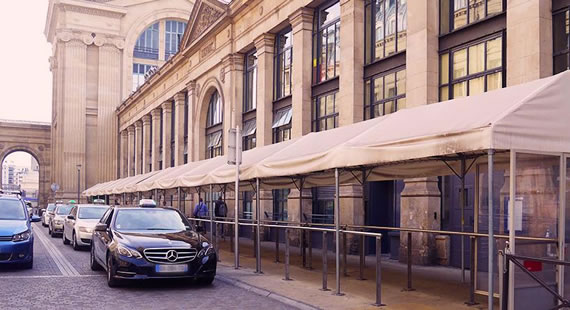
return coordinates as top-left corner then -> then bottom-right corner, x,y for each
90,201 -> 216,287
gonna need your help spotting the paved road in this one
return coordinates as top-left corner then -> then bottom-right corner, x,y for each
0,223 -> 293,310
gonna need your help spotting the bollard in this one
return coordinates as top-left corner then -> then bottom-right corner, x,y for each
465,236 -> 478,305
284,228 -> 291,281
307,230 -> 313,270
252,226 -> 257,258
358,234 -> 366,280
215,222 -> 220,262
275,228 -> 280,263
498,251 -> 504,309
301,225 -> 306,268
403,232 -> 415,291
321,231 -> 330,291
230,224 -> 234,253
342,232 -> 348,276
373,236 -> 385,307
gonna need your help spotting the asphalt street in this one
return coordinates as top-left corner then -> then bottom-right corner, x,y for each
0,223 -> 294,310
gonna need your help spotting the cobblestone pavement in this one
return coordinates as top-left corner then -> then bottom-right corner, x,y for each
0,223 -> 294,310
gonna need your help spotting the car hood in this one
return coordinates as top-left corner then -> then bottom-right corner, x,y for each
53,215 -> 66,221
115,230 -> 206,250
0,220 -> 29,236
75,219 -> 98,228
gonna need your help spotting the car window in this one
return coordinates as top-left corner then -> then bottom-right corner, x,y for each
56,205 -> 73,215
0,199 -> 26,220
105,209 -> 114,226
114,209 -> 187,231
99,208 -> 112,224
47,204 -> 56,211
78,207 -> 108,220
70,206 -> 77,216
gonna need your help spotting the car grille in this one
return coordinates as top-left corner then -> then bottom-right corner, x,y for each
0,253 -> 11,261
81,239 -> 91,244
0,236 -> 12,242
143,248 -> 197,264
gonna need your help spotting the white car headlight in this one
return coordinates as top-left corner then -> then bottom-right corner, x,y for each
78,226 -> 93,233
117,244 -> 143,259
54,219 -> 63,225
12,230 -> 31,242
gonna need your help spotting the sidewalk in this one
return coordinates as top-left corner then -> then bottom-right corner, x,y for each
214,236 -> 497,310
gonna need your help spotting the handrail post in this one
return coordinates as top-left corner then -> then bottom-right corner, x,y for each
321,231 -> 330,291
373,235 -> 385,307
498,250 -> 504,309
358,234 -> 366,280
502,253 -> 509,310
209,184 -> 214,250
275,227 -> 280,263
343,231 -> 348,276
465,236 -> 478,305
252,226 -> 256,258
403,232 -> 415,291
334,168 -> 343,296
308,229 -> 313,270
284,228 -> 291,281
255,178 -> 262,274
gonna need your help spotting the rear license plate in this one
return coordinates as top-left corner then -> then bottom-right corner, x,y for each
156,264 -> 188,273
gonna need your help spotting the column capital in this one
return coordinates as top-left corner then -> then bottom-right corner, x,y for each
254,33 -> 275,55
161,101 -> 173,111
134,120 -> 143,128
173,92 -> 186,106
121,130 -> 128,137
127,125 -> 135,133
142,114 -> 151,125
186,80 -> 197,93
221,53 -> 245,72
150,108 -> 162,119
289,7 -> 314,32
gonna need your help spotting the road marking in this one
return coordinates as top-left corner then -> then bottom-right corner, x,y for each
0,275 -> 104,279
33,223 -> 81,277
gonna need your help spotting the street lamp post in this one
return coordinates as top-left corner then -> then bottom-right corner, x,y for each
76,164 -> 81,204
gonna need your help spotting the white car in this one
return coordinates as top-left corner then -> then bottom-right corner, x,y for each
42,203 -> 57,227
63,204 -> 109,250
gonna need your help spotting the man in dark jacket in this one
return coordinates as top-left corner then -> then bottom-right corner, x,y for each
214,197 -> 227,238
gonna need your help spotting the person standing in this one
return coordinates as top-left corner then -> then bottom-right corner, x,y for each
193,198 -> 208,230
214,197 -> 228,238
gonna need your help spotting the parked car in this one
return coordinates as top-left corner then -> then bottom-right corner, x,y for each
42,203 -> 57,227
0,191 -> 41,269
49,204 -> 73,237
90,199 -> 216,287
63,204 -> 109,250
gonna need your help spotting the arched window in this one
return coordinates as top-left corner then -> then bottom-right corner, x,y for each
206,90 -> 223,159
134,22 -> 159,60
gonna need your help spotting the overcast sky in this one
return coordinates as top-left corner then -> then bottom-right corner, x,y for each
0,2 -> 51,167
0,1 -> 52,123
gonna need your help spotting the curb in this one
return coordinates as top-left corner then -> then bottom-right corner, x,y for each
216,275 -> 320,310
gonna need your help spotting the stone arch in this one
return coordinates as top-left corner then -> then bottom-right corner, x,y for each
0,146 -> 48,208
195,77 -> 225,160
122,7 -> 193,98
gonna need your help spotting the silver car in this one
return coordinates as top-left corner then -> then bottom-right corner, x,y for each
63,204 -> 109,250
49,204 -> 73,237
42,203 -> 57,227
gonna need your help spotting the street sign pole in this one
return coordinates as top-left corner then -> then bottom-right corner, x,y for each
228,126 -> 242,269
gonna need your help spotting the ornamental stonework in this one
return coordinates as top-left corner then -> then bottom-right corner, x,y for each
199,39 -> 216,61
189,4 -> 224,44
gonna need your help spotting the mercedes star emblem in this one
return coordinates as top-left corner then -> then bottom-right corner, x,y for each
166,250 -> 178,262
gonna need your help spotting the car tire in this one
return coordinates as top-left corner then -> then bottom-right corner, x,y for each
72,231 -> 80,251
48,225 -> 52,236
62,228 -> 70,245
90,245 -> 103,271
22,258 -> 33,270
198,275 -> 215,286
106,254 -> 120,288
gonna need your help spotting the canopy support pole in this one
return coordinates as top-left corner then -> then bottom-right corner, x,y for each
558,156 -> 567,302
460,156 -> 466,283
300,178 -> 306,268
507,150 -> 515,310
334,168 -> 343,296
177,187 -> 182,213
235,143 -> 240,270
488,149 -> 495,310
256,178 -> 262,274
209,184 -> 214,247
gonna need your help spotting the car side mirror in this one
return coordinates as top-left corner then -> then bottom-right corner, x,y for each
94,223 -> 108,232
67,215 -> 75,220
30,215 -> 41,223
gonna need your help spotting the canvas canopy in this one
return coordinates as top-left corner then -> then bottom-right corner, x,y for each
84,71 -> 570,196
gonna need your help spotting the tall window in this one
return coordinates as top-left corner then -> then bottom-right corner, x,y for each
132,64 -> 156,91
440,0 -> 503,34
148,117 -> 153,172
439,34 -> 503,100
134,23 -> 159,59
272,189 -> 290,221
553,8 -> 570,74
244,51 -> 258,112
274,29 -> 293,100
272,106 -> 292,143
206,91 -> 223,159
312,187 -> 334,224
364,68 -> 406,119
242,191 -> 253,219
313,1 -> 341,83
165,20 -> 186,59
242,119 -> 257,151
183,92 -> 189,164
170,101 -> 175,167
365,0 -> 407,64
312,91 -> 338,132
159,108 -> 163,169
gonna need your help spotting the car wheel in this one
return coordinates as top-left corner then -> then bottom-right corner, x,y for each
90,245 -> 103,271
72,231 -> 80,251
48,225 -> 52,236
62,228 -> 70,245
197,275 -> 215,286
106,254 -> 120,287
22,257 -> 33,270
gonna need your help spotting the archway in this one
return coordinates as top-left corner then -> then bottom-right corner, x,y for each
1,151 -> 41,208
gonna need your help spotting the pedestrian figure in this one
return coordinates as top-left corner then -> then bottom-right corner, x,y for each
193,198 -> 208,230
214,197 -> 228,239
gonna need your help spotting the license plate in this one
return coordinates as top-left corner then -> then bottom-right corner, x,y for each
155,264 -> 188,273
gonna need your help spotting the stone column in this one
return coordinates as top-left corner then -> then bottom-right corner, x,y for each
134,120 -> 143,175
287,188 -> 313,246
127,125 -> 135,177
141,115 -> 151,173
340,184 -> 364,253
399,177 -> 441,265
506,0 -> 553,86
254,33 -> 275,147
161,101 -> 173,168
406,0 -> 439,107
220,53 -> 244,156
173,92 -> 186,166
151,108 -> 161,171
120,130 -> 128,178
339,0 -> 365,126
186,81 -> 197,163
97,43 -> 121,182
289,8 -> 314,138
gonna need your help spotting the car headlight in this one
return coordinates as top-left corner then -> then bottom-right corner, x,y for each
198,242 -> 215,256
12,230 -> 31,242
54,219 -> 63,225
78,226 -> 93,233
117,244 -> 143,259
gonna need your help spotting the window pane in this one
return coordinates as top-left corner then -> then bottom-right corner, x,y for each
375,0 -> 385,61
320,29 -> 327,81
365,2 -> 373,63
440,53 -> 449,84
385,0 -> 396,56
326,94 -> 334,114
320,2 -> 340,27
319,97 -> 326,117
486,0 -> 503,15
397,0 -> 407,51
374,103 -> 384,117
440,0 -> 450,34
326,117 -> 334,130
364,80 -> 371,108
486,72 -> 502,91
385,100 -> 395,114
335,24 -> 340,76
385,73 -> 396,98
468,0 -> 484,24
486,37 -> 502,70
554,54 -> 569,75
454,0 -> 468,29
327,26 -> 336,79
396,70 -> 406,95
440,86 -> 449,101
553,11 -> 569,54
453,48 -> 467,79
397,98 -> 406,110
469,76 -> 485,96
453,81 -> 467,98
319,119 -> 326,131
468,43 -> 485,74
374,76 -> 384,101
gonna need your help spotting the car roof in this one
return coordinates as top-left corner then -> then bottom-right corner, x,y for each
113,206 -> 175,211
0,196 -> 21,201
77,204 -> 109,208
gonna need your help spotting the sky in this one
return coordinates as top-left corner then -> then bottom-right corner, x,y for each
0,2 -> 51,169
0,1 -> 52,123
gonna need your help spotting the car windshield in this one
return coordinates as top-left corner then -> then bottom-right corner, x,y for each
47,204 -> 56,211
56,205 -> 73,215
114,209 -> 187,231
0,199 -> 26,220
78,207 -> 108,219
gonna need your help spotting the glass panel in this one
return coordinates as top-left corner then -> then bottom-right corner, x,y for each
385,0 -> 396,56
385,73 -> 396,98
486,37 -> 502,70
468,0 -> 484,24
453,0 -> 468,29
397,98 -> 406,110
385,100 -> 395,114
453,81 -> 467,98
396,70 -> 406,95
374,103 -> 384,117
554,54 -> 569,75
319,96 -> 326,117
440,53 -> 450,84
453,48 -> 467,79
326,94 -> 335,114
554,11 -> 569,54
468,42 -> 485,74
335,23 -> 340,76
374,76 -> 384,101
440,0 -> 451,34
440,86 -> 449,101
320,29 -> 327,82
486,72 -> 502,91
284,49 -> 292,97
375,0 -> 385,61
326,117 -> 334,130
319,119 -> 326,132
365,2 -> 372,63
365,80 -> 371,108
397,0 -> 407,51
320,2 -> 340,27
469,76 -> 485,96
486,0 -> 503,15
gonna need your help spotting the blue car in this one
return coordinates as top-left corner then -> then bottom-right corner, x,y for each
0,193 -> 41,269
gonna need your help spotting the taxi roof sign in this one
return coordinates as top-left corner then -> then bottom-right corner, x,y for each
139,199 -> 157,208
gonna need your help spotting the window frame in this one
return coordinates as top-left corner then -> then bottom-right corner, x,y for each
242,118 -> 257,151
274,28 -> 293,101
244,50 -> 258,113
206,90 -> 223,128
272,106 -> 292,143
183,92 -> 189,164
205,130 -> 223,159
553,7 -> 570,75
364,67 -> 406,120
312,1 -> 341,84
439,0 -> 505,35
134,22 -> 159,60
364,0 -> 408,65
165,20 -> 187,60
312,90 -> 339,132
